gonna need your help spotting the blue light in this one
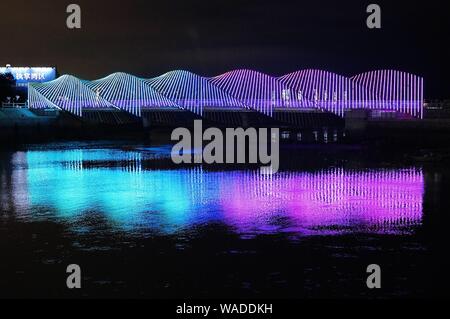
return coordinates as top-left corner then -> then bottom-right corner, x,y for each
0,67 -> 56,88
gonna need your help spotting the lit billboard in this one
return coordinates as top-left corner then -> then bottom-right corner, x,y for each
0,67 -> 56,88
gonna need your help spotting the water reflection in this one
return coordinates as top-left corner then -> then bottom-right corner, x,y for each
2,148 -> 424,236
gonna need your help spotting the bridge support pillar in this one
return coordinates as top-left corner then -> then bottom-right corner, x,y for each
344,109 -> 369,141
142,115 -> 151,129
345,110 -> 368,131
240,112 -> 249,128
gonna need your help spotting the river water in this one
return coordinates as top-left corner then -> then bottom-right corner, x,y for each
0,141 -> 448,298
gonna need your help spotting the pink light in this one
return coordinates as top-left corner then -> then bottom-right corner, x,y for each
219,169 -> 424,235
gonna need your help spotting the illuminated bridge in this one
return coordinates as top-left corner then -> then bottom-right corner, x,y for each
28,69 -> 424,123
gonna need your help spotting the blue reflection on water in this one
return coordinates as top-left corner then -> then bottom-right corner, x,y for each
4,146 -> 424,236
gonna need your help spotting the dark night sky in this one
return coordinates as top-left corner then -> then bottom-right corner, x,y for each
0,0 -> 448,98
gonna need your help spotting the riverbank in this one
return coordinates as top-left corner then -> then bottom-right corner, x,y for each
1,107 -> 450,152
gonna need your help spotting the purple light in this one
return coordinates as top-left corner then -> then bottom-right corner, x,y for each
28,69 -> 424,119
219,169 -> 424,235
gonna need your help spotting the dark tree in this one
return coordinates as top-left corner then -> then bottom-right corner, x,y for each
0,73 -> 16,104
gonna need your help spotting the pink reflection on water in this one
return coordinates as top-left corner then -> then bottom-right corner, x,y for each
220,169 -> 424,235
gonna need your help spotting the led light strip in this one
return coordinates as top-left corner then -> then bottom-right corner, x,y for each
28,69 -> 424,119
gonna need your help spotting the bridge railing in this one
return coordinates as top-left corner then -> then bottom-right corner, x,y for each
1,102 -> 28,108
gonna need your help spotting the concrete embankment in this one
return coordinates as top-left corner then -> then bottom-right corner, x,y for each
344,109 -> 450,149
2,107 -> 450,149
0,108 -> 144,146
